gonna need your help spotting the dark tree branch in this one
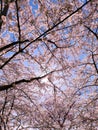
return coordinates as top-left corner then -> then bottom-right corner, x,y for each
1,90 -> 8,115
0,115 -> 6,130
2,4 -> 9,16
0,40 -> 29,52
91,51 -> 98,74
0,70 -> 55,91
47,39 -> 74,48
15,0 -> 21,50
62,101 -> 75,126
84,25 -> 98,40
5,95 -> 15,124
0,51 -> 21,69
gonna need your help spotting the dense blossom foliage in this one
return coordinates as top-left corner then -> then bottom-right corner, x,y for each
0,0 -> 98,129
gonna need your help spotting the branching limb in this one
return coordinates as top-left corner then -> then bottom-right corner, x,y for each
0,0 -> 92,69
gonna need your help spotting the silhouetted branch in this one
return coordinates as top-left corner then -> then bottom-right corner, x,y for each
0,40 -> 29,52
0,70 -> 55,91
85,25 -> 98,40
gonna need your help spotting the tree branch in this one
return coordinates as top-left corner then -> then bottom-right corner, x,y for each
15,0 -> 21,50
0,70 -> 55,91
91,51 -> 98,74
0,40 -> 29,53
84,25 -> 98,40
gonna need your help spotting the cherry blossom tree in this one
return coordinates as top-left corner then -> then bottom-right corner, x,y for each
0,0 -> 98,129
